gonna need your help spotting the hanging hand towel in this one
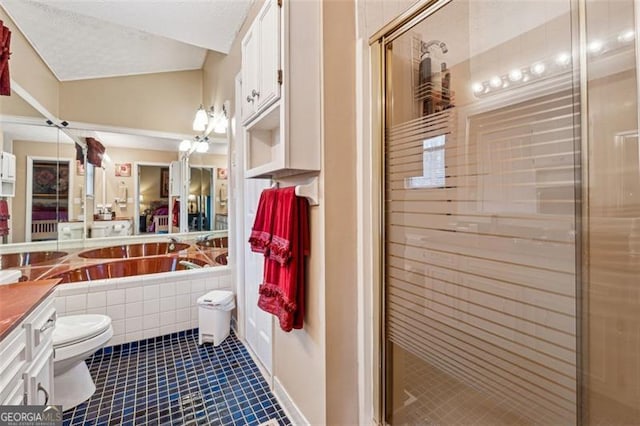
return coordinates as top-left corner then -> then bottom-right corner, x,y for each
257,188 -> 310,332
249,188 -> 278,254
268,187 -> 297,265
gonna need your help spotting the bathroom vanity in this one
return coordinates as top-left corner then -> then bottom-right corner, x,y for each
0,280 -> 58,406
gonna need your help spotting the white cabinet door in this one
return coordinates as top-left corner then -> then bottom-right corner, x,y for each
244,178 -> 273,373
256,0 -> 281,111
1,152 -> 16,181
2,378 -> 26,405
25,347 -> 54,406
241,27 -> 259,123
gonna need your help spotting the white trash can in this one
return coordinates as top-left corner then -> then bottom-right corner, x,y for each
197,290 -> 235,346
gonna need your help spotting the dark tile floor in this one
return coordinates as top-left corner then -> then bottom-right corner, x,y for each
63,329 -> 290,426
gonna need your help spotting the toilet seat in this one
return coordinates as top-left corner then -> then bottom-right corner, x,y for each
53,315 -> 113,365
53,315 -> 112,348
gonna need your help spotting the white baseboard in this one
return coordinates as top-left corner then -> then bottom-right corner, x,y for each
273,376 -> 310,426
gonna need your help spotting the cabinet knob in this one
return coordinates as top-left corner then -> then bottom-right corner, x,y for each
246,96 -> 254,103
251,89 -> 260,98
37,383 -> 49,405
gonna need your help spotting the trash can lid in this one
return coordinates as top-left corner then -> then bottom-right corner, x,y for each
197,290 -> 234,307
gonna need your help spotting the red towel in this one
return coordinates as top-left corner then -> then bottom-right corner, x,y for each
0,22 -> 11,97
269,187 -> 296,264
249,188 -> 278,254
0,200 -> 9,236
257,188 -> 310,331
172,199 -> 180,227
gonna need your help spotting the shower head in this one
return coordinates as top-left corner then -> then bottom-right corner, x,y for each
422,40 -> 448,55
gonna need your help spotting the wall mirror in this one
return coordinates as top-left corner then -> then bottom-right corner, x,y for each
0,3 -> 230,279
0,109 -> 229,251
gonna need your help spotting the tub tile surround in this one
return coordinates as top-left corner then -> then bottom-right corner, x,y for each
55,267 -> 232,345
62,330 -> 290,426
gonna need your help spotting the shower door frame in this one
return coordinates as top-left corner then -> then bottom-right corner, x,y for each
368,0 -> 585,423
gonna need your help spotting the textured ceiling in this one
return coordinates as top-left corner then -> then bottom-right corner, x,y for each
0,0 -> 251,81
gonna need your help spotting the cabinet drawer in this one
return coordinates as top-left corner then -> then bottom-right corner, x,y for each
23,296 -> 56,361
0,327 -> 27,403
2,376 -> 26,405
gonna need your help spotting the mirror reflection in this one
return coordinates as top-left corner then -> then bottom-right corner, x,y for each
0,1 -> 231,285
1,117 -> 229,246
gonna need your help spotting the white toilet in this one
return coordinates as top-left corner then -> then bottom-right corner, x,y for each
52,315 -> 113,410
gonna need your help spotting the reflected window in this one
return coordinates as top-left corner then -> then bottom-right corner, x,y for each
404,135 -> 446,189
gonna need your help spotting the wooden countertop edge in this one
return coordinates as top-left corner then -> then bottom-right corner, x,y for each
0,278 -> 62,342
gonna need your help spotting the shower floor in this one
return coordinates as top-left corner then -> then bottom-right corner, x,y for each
391,351 -> 537,426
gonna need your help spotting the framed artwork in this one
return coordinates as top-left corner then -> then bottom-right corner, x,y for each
160,168 -> 170,198
33,161 -> 69,195
115,163 -> 132,177
217,168 -> 228,180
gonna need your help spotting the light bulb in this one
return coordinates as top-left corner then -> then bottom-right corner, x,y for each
196,141 -> 209,153
588,40 -> 603,53
489,76 -> 503,88
618,30 -> 635,43
555,52 -> 571,66
213,115 -> 227,134
472,82 -> 484,94
179,140 -> 192,151
531,62 -> 546,76
192,106 -> 208,132
508,69 -> 523,82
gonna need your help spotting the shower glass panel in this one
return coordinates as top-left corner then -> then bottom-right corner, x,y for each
383,1 -> 579,424
582,0 -> 640,422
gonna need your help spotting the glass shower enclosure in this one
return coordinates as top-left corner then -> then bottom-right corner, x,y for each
378,0 -> 640,424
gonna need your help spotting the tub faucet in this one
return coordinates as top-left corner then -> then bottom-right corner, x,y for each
179,260 -> 202,269
196,233 -> 216,242
168,237 -> 180,252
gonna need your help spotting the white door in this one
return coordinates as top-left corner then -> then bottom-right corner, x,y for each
244,177 -> 273,373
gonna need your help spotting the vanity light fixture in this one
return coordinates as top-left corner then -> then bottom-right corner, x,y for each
588,40 -> 604,54
472,28 -> 634,99
179,136 -> 210,154
192,103 -> 228,134
192,105 -> 212,132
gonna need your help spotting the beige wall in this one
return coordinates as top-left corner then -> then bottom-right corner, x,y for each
59,71 -> 203,135
0,8 -> 59,116
322,0 -> 359,424
0,91 -> 44,119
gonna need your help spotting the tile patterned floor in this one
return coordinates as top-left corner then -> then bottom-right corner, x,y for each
391,350 -> 538,426
63,329 -> 290,426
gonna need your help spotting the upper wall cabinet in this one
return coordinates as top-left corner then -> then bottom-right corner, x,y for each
241,0 -> 281,124
241,0 -> 321,178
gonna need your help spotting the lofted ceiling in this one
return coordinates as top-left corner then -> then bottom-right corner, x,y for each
0,0 -> 252,81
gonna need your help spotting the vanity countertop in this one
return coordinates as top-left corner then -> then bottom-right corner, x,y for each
0,279 -> 61,341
